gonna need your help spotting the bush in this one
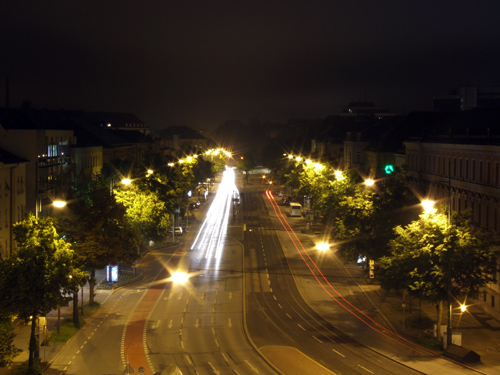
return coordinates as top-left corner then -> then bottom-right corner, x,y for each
48,318 -> 79,342
405,313 -> 434,330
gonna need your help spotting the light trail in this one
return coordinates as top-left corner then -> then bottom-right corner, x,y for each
264,190 -> 471,368
191,167 -> 238,265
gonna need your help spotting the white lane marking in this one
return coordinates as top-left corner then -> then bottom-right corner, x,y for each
313,335 -> 323,343
358,365 -> 374,374
245,360 -> 260,374
332,348 -> 345,357
297,324 -> 306,331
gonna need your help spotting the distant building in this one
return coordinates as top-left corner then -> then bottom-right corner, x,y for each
340,101 -> 396,119
433,86 -> 500,111
0,105 -> 152,218
403,107 -> 500,315
153,126 -> 209,155
0,148 -> 27,259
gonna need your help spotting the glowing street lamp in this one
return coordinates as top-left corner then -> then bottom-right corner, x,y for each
421,200 -> 436,214
171,271 -> 189,284
53,200 -> 67,208
121,178 -> 132,185
316,242 -> 330,252
364,179 -> 375,187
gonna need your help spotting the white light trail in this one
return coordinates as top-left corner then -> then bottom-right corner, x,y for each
191,167 -> 237,263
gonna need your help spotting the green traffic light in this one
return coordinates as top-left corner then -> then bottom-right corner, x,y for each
385,165 -> 394,174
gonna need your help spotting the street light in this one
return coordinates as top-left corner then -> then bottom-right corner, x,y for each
53,200 -> 67,208
316,242 -> 330,252
171,271 -> 189,284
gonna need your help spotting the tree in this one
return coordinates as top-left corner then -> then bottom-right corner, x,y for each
114,177 -> 171,242
191,155 -> 215,185
236,153 -> 256,174
378,209 -> 499,341
0,213 -> 85,374
236,153 -> 256,184
0,318 -> 21,368
57,177 -> 141,305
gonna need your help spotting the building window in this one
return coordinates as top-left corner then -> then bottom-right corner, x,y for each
453,158 -> 457,177
472,160 -> 476,181
496,162 -> 499,186
460,159 -> 463,179
479,160 -> 483,183
487,161 -> 491,184
465,159 -> 469,180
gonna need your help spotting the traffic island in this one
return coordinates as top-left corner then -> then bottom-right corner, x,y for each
444,344 -> 481,364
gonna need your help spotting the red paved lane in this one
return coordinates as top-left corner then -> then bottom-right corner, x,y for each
123,253 -> 181,375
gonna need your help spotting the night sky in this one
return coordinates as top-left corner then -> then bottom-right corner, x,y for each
1,1 -> 500,131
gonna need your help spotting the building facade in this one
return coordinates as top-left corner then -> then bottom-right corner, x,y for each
404,136 -> 500,314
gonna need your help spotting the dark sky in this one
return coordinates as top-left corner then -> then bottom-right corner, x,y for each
1,1 -> 500,131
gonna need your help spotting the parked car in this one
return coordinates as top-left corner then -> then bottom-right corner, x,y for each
169,227 -> 183,236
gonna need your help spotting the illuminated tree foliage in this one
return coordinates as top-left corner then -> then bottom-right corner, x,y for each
58,178 -> 141,305
0,214 -> 86,373
0,318 -> 21,368
114,178 -> 171,242
378,210 -> 499,340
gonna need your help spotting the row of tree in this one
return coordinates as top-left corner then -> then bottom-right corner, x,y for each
272,159 -> 499,342
0,151 -> 227,373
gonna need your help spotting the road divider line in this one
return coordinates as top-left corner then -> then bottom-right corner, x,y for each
313,336 -> 323,343
332,349 -> 345,357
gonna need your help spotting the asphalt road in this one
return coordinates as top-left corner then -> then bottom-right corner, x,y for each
242,183 -> 425,375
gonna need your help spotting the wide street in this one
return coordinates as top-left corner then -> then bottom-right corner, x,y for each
45,169 -> 488,375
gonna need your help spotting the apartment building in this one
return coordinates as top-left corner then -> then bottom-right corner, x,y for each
404,107 -> 500,314
0,148 -> 27,259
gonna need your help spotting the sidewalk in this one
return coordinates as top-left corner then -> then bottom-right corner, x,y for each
0,269 -> 111,375
296,218 -> 500,374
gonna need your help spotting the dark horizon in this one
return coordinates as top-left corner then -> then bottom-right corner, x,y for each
2,1 -> 500,132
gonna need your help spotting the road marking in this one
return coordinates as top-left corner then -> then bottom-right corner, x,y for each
181,340 -> 184,349
185,354 -> 193,365
195,319 -> 200,328
270,287 -> 273,292
177,292 -> 183,300
222,352 -> 230,364
229,292 -> 233,299
278,303 -> 283,309
358,365 -> 374,374
201,292 -> 206,300
168,319 -> 173,329
245,360 -> 260,374
332,349 -> 345,357
208,362 -> 220,375
313,335 -> 323,343
228,318 -> 232,328
286,313 -> 292,319
273,295 -> 277,300
297,324 -> 306,331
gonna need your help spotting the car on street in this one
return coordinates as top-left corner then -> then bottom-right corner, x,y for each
169,227 -> 183,236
